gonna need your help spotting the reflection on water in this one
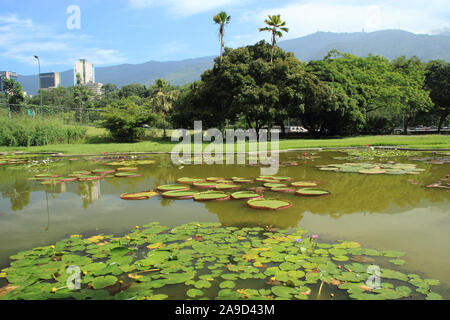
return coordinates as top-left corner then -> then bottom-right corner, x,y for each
0,151 -> 449,296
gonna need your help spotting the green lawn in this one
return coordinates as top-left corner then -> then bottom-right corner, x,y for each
0,133 -> 448,155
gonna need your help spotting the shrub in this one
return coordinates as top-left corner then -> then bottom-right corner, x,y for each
0,115 -> 87,147
101,98 -> 154,142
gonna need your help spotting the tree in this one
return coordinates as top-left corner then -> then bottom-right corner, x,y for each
425,60 -> 450,133
258,15 -> 289,64
213,11 -> 231,63
149,79 -> 178,137
179,41 -> 331,137
2,78 -> 24,113
391,56 -> 433,134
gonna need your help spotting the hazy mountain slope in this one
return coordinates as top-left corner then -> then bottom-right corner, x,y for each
17,30 -> 450,95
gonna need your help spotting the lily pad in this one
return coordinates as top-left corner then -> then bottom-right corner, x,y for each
115,172 -> 141,178
194,191 -> 230,201
156,185 -> 190,192
231,191 -> 264,200
161,190 -> 196,199
177,177 -> 204,185
247,199 -> 293,211
120,191 -> 159,200
296,188 -> 331,196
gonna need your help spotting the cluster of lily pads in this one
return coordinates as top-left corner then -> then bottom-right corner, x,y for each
333,149 -> 421,161
409,156 -> 450,165
425,175 -> 450,190
120,176 -> 331,211
27,167 -> 145,185
317,163 -> 425,175
0,222 -> 443,300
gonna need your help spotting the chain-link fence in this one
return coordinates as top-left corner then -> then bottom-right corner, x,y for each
0,102 -> 106,126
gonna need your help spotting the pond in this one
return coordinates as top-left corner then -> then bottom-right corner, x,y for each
0,150 -> 448,300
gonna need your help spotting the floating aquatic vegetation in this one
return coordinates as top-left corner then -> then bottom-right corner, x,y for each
230,191 -> 263,200
317,163 -> 425,175
215,184 -> 240,191
334,149 -> 421,161
69,171 -> 92,177
193,191 -> 230,201
296,189 -> 331,196
0,222 -> 444,300
120,191 -> 159,200
193,182 -> 217,189
116,167 -> 139,172
263,183 -> 287,189
231,177 -> 254,184
161,191 -> 196,199
78,175 -> 104,182
177,177 -> 204,185
291,181 -> 318,187
247,198 -> 293,210
114,172 -> 142,178
92,169 -> 116,175
425,176 -> 450,190
156,185 -> 190,192
106,160 -> 156,166
409,157 -> 450,165
270,187 -> 296,193
205,177 -> 225,182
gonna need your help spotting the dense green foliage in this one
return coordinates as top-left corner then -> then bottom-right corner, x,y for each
0,115 -> 86,147
101,98 -> 155,142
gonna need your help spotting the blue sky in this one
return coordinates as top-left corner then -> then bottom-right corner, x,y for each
1,0 -> 449,75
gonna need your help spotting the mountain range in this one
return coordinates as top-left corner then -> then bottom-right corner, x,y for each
18,29 -> 450,95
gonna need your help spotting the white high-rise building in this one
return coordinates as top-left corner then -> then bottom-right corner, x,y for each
73,59 -> 95,85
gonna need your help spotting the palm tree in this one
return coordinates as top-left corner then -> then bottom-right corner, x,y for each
258,15 -> 289,63
213,11 -> 231,63
150,79 -> 178,138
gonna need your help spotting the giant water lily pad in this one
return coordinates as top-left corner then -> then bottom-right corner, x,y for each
231,191 -> 263,200
296,188 -> 331,196
318,162 -> 424,176
193,182 -> 217,189
215,184 -> 240,191
78,175 -> 104,181
247,199 -> 293,211
264,183 -> 287,188
291,181 -> 318,187
120,191 -> 159,200
161,190 -> 196,199
177,177 -> 204,185
115,172 -> 141,178
92,169 -> 116,175
156,185 -> 190,192
193,191 -> 230,201
270,186 -> 296,193
116,167 -> 139,172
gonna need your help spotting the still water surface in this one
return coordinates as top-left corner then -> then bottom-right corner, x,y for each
0,151 -> 448,298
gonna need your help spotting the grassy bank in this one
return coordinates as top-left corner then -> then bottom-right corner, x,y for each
0,133 -> 448,155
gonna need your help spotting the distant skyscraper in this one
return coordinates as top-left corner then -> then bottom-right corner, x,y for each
74,59 -> 95,85
39,72 -> 60,89
0,71 -> 18,91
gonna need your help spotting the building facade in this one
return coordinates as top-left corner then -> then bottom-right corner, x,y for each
86,82 -> 104,96
39,72 -> 60,89
74,59 -> 95,85
0,71 -> 18,91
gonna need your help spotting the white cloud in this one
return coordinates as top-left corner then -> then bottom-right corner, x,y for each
235,0 -> 450,46
128,0 -> 241,16
0,14 -> 126,70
